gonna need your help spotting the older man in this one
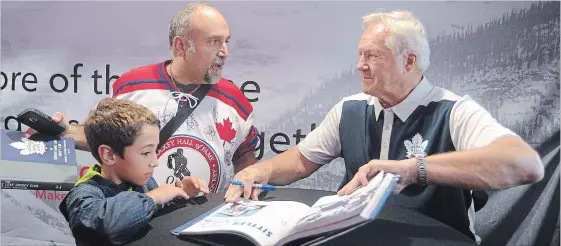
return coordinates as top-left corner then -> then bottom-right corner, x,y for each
26,3 -> 260,196
224,10 -> 543,242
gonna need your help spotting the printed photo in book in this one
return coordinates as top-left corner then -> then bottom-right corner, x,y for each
171,171 -> 399,246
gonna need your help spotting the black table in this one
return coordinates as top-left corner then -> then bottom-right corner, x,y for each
127,188 -> 477,246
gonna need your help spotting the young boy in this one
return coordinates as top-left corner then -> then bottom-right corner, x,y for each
59,98 -> 205,245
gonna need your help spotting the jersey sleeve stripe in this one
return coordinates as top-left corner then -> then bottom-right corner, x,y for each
208,88 -> 251,119
234,138 -> 259,158
113,80 -> 169,97
235,127 -> 260,155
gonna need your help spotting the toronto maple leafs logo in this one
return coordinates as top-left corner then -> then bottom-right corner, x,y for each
404,133 -> 429,158
10,138 -> 47,155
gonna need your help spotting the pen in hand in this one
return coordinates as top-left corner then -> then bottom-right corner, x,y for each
231,180 -> 277,191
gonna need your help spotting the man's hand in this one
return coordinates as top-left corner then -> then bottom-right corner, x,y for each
24,111 -> 90,151
179,176 -> 210,197
337,159 -> 418,195
24,112 -> 70,138
224,165 -> 271,202
146,184 -> 190,205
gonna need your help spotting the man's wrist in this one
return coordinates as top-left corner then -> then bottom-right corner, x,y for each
263,161 -> 274,183
67,124 -> 90,151
404,158 -> 419,185
415,154 -> 428,186
66,124 -> 81,138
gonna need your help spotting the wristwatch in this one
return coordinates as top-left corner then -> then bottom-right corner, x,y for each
415,154 -> 428,186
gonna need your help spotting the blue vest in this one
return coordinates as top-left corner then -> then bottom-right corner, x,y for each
339,99 -> 475,241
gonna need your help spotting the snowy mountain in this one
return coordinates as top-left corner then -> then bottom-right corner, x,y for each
1,189 -> 75,245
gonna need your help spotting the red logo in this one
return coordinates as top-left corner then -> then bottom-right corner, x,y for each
157,135 -> 221,193
216,118 -> 236,143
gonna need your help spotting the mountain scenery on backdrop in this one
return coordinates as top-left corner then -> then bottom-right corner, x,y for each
1,2 -> 536,129
274,1 -> 561,191
1,189 -> 75,245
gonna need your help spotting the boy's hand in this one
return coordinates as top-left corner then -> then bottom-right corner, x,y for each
179,177 -> 210,197
146,184 -> 189,205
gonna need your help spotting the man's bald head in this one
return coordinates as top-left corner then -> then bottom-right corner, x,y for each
167,2 -> 230,84
168,2 -> 226,54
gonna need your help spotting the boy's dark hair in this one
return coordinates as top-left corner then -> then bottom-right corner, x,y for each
84,98 -> 159,163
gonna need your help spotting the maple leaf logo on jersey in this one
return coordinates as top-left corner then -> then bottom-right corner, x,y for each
404,133 -> 429,158
216,118 -> 236,143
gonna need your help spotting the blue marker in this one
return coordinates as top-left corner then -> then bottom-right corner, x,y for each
231,180 -> 277,191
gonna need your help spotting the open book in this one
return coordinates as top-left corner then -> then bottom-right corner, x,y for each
171,171 -> 399,246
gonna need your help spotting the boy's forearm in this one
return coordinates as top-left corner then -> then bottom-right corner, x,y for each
67,191 -> 158,244
100,192 -> 158,242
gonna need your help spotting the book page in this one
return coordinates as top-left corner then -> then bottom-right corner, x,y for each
288,171 -> 385,233
276,172 -> 399,246
180,199 -> 311,245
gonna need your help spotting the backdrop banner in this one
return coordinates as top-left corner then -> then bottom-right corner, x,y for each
1,1 -> 559,246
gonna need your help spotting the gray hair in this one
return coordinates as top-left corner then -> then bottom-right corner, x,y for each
168,2 -> 214,56
362,10 -> 430,72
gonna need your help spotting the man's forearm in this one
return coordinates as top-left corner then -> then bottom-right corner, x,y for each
262,147 -> 320,186
424,136 -> 543,190
68,124 -> 90,151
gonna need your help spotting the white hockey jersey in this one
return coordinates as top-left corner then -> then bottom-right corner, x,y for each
112,61 -> 259,193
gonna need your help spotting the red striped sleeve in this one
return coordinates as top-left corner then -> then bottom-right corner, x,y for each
208,79 -> 254,120
111,62 -> 172,98
234,126 -> 260,159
